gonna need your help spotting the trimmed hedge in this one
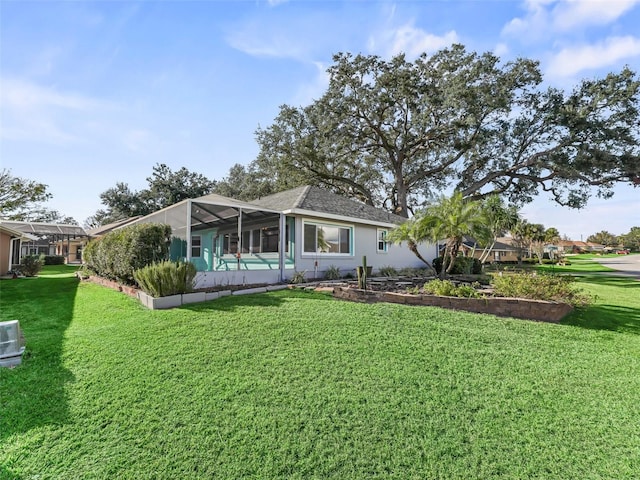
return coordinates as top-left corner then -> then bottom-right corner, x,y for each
83,223 -> 172,285
432,256 -> 482,275
43,255 -> 66,265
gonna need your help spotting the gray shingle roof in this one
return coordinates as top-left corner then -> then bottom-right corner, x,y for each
250,186 -> 407,225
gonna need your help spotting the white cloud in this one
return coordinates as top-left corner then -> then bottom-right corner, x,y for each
494,42 -> 510,57
0,77 -> 110,145
503,0 -> 640,38
553,0 -> 640,31
502,0 -> 553,40
1,77 -> 102,110
369,21 -> 459,59
391,25 -> 459,57
291,61 -> 330,106
225,20 -> 309,60
547,35 -> 640,77
124,129 -> 155,154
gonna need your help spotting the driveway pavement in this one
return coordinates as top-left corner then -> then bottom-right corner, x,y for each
592,254 -> 640,280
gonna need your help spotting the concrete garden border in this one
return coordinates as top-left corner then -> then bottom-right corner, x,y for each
84,275 -> 288,310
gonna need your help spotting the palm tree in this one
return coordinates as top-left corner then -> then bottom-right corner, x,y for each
391,192 -> 491,277
387,216 -> 437,275
478,196 -> 521,264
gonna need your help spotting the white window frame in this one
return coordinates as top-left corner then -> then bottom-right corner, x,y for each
302,220 -> 354,256
377,229 -> 389,253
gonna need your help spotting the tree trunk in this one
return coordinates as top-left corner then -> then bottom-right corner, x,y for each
394,166 -> 409,218
480,240 -> 496,264
445,242 -> 461,275
408,240 -> 438,275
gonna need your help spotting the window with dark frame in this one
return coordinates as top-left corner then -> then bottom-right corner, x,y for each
303,222 -> 352,254
191,235 -> 202,257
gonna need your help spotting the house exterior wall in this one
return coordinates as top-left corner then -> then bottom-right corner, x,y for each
292,215 -> 437,277
54,240 -> 85,263
1,231 -> 14,274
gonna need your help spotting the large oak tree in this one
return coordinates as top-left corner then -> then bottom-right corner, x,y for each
255,45 -> 639,217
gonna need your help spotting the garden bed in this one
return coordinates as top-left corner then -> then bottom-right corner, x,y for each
333,286 -> 573,322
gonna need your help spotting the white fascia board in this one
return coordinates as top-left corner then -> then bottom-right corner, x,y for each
283,208 -> 400,229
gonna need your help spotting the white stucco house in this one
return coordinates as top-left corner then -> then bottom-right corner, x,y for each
125,185 -> 437,288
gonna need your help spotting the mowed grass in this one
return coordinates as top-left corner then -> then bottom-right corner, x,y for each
1,264 -> 640,479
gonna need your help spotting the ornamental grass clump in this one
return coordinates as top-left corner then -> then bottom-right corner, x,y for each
491,272 -> 591,307
133,260 -> 196,297
324,265 -> 341,280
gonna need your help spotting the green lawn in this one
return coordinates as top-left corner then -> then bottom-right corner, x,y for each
1,264 -> 639,479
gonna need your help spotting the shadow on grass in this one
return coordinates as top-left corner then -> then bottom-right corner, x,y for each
562,274 -> 640,334
563,303 -> 640,335
572,274 -> 640,288
180,288 -> 335,312
0,270 -> 78,443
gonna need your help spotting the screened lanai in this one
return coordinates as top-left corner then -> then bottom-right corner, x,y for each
0,221 -> 89,264
128,193 -> 294,288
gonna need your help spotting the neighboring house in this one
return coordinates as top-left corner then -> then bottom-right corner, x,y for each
557,240 -> 605,254
440,236 -> 523,263
0,223 -> 38,274
0,221 -> 89,265
586,242 -> 606,252
126,185 -> 436,288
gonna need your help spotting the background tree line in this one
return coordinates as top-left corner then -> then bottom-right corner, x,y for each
3,44 -> 638,237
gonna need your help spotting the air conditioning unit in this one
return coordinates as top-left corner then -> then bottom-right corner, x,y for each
0,320 -> 26,368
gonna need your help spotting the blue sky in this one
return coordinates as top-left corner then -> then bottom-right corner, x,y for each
1,0 -> 639,239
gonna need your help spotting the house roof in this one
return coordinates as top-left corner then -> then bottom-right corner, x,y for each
250,185 -> 407,226
454,236 -> 519,252
0,220 -> 87,237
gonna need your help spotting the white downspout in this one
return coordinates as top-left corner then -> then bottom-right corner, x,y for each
186,200 -> 192,261
237,208 -> 242,270
279,214 -> 286,283
8,237 -> 17,271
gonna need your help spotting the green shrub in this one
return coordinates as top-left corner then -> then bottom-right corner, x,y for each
324,265 -> 341,280
133,260 -> 196,297
83,223 -> 172,284
491,272 -> 591,306
432,256 -> 482,275
378,265 -> 399,277
43,255 -> 65,265
290,270 -> 307,284
422,279 -> 481,298
19,254 -> 44,277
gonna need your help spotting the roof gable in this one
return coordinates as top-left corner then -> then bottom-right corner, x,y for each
250,186 -> 406,225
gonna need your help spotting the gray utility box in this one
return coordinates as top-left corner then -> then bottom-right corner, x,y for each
0,320 -> 26,368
